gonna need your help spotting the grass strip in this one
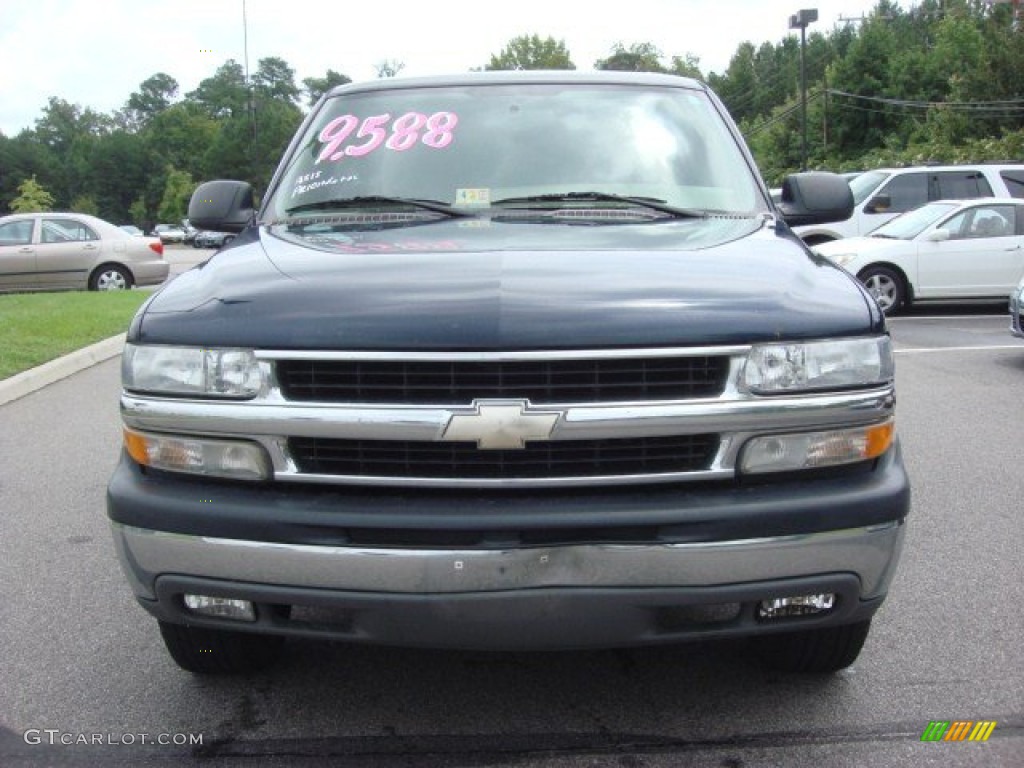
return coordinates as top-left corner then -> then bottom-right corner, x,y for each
0,292 -> 149,379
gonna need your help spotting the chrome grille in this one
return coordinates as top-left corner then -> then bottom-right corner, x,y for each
289,434 -> 720,480
276,356 -> 729,404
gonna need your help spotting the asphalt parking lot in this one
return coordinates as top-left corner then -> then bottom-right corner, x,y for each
0,306 -> 1020,768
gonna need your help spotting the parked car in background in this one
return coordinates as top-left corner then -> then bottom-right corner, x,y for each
813,198 -> 1024,315
0,212 -> 168,291
181,220 -> 198,245
795,163 -> 1024,245
193,230 -> 236,249
118,224 -> 144,236
1011,274 -> 1024,338
151,224 -> 186,244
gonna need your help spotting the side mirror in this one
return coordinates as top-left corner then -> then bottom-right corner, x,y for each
777,172 -> 855,227
865,194 -> 892,214
188,180 -> 255,234
925,229 -> 950,242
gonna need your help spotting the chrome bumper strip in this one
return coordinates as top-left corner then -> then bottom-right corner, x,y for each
112,520 -> 905,602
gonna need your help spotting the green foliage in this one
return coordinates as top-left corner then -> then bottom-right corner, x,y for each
486,35 -> 575,70
302,69 -> 351,107
129,196 -> 148,229
374,60 -> 406,78
10,176 -> 54,213
595,42 -> 668,72
70,194 -> 98,215
157,167 -> 194,223
122,73 -> 179,130
253,57 -> 301,104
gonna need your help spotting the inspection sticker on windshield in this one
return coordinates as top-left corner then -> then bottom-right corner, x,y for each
316,111 -> 459,164
455,188 -> 490,207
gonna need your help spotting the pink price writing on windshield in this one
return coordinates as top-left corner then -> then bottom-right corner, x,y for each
317,111 -> 458,163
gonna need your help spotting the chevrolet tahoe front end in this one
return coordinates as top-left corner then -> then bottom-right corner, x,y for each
107,72 -> 909,675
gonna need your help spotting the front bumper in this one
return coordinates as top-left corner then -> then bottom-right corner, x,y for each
108,446 -> 909,650
113,521 -> 902,650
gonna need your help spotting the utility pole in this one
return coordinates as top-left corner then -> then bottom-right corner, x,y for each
243,0 -> 256,150
789,8 -> 818,171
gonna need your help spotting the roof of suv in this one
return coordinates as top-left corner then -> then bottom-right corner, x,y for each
325,70 -> 706,99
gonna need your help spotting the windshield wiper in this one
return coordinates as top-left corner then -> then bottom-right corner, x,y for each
286,196 -> 472,218
491,191 -> 709,218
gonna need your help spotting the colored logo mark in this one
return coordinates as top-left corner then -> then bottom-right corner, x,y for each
920,720 -> 997,742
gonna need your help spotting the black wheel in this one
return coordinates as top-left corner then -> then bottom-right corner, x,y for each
222,235 -> 235,246
157,621 -> 285,674
858,266 -> 905,315
754,619 -> 872,674
89,264 -> 132,291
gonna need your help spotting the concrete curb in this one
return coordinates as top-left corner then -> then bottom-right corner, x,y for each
0,333 -> 125,407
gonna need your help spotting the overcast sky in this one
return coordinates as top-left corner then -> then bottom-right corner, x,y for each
1,0 -> 886,136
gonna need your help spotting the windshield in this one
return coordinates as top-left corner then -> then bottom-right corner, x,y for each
849,170 -> 890,205
870,202 -> 958,239
265,82 -> 762,220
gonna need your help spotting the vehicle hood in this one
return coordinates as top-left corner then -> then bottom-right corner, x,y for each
133,216 -> 882,349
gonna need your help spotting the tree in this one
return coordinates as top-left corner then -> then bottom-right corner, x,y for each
253,57 -> 301,105
668,54 -> 703,79
70,194 -> 99,215
302,69 -> 351,107
188,60 -> 249,119
10,176 -> 54,212
595,42 -> 666,72
129,195 -> 148,229
157,167 -> 194,223
486,35 -> 575,70
123,73 -> 179,130
374,59 -> 405,78
144,103 -> 219,180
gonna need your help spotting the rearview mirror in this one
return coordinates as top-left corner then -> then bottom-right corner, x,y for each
188,180 -> 256,233
777,172 -> 855,228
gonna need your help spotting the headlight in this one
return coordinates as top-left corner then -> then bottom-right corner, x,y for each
741,337 -> 893,394
828,253 -> 859,268
123,344 -> 263,398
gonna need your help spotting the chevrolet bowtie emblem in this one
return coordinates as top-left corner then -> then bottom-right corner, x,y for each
441,400 -> 561,450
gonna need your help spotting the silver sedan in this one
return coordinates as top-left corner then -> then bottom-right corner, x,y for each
0,212 -> 170,291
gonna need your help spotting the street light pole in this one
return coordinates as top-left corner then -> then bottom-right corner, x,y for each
789,8 -> 818,171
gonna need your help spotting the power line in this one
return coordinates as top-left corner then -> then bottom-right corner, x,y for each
827,89 -> 1024,112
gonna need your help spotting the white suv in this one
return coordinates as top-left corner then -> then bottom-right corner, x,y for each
794,163 -> 1024,244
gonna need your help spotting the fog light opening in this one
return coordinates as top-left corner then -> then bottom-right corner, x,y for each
758,593 -> 836,620
183,594 -> 256,622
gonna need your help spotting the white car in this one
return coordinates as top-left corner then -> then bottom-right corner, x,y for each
1011,274 -> 1024,338
795,164 -> 1024,244
813,198 -> 1024,315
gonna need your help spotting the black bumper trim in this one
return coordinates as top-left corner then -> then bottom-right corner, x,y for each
146,573 -> 883,651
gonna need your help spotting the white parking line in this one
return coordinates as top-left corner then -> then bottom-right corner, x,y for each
895,344 -> 1021,354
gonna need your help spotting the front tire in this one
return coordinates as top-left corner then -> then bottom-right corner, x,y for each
157,621 -> 285,674
858,266 -> 905,315
754,619 -> 872,674
89,264 -> 132,291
